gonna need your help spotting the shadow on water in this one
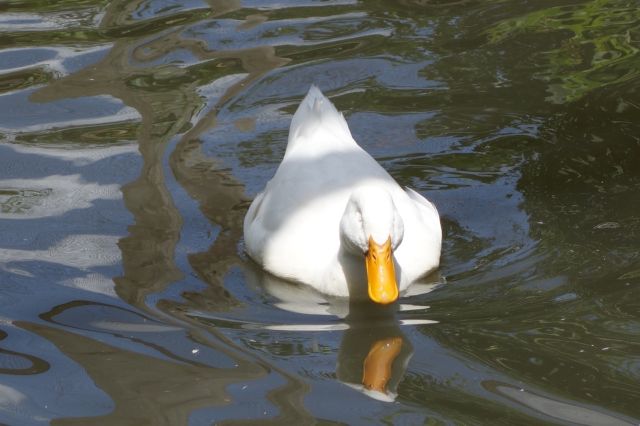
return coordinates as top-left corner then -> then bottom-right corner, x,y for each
1,0 -> 640,424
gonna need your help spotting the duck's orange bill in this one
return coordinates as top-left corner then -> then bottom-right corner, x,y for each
365,236 -> 398,304
362,337 -> 403,392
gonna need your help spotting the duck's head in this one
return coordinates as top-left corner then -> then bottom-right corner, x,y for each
340,186 -> 404,304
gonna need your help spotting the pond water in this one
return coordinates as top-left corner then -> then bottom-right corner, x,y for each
1,0 -> 639,424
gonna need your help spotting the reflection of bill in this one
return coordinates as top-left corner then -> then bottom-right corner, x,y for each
362,337 -> 403,393
336,304 -> 413,402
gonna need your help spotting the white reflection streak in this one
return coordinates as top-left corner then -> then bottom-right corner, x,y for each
63,273 -> 118,298
263,323 -> 350,331
0,98 -> 140,134
248,0 -> 356,11
191,73 -> 248,124
0,45 -> 111,77
88,320 -> 182,333
0,174 -> 121,219
0,234 -> 120,269
0,13 -> 64,31
4,143 -> 138,167
0,11 -> 103,33
497,385 -> 635,426
0,384 -> 27,416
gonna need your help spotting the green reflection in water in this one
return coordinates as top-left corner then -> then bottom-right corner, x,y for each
487,0 -> 640,103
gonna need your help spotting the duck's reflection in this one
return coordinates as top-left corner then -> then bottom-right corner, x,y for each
246,265 -> 437,401
362,337 -> 403,392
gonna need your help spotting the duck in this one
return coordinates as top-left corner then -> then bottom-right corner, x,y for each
243,85 -> 442,304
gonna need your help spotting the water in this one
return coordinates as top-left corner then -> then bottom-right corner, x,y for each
1,0 -> 639,424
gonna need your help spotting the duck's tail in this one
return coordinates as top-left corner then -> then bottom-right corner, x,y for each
287,85 -> 353,150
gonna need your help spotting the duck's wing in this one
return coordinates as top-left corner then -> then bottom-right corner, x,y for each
244,189 -> 265,228
405,187 -> 439,223
395,187 -> 442,283
243,189 -> 267,260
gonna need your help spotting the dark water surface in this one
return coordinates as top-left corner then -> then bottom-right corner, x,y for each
1,0 -> 639,424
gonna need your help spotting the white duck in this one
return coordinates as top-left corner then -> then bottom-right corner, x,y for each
243,86 -> 441,304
